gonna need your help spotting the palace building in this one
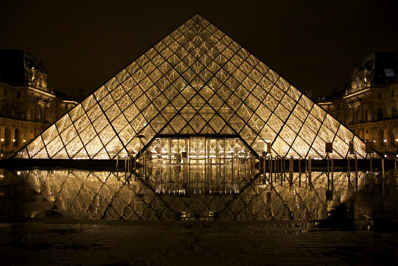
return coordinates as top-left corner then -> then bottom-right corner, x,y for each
0,50 -> 78,158
318,52 -> 398,159
10,14 -> 373,164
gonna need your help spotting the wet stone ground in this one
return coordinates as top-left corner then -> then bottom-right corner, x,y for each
0,221 -> 397,266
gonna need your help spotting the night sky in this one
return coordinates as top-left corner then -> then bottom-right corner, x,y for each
1,0 -> 397,99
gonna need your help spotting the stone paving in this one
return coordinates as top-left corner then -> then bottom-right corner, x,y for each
0,220 -> 397,266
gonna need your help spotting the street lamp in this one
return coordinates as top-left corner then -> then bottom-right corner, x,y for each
384,139 -> 387,156
1,138 -> 3,156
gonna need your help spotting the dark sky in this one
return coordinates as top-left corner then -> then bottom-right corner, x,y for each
1,0 -> 397,99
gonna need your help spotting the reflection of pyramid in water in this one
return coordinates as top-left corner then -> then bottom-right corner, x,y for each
14,14 -> 368,160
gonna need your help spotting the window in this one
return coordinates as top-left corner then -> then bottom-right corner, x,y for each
17,91 -> 21,98
3,89 -> 6,96
378,92 -> 382,99
384,69 -> 395,77
377,108 -> 383,120
15,107 -> 21,119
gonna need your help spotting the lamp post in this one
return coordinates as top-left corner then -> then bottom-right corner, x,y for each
1,138 -> 3,157
13,139 -> 15,153
384,139 -> 387,157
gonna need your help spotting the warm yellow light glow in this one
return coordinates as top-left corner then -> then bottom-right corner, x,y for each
15,14 -> 376,161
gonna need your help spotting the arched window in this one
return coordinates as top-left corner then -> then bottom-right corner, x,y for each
37,107 -> 41,120
4,127 -> 11,146
14,128 -> 19,146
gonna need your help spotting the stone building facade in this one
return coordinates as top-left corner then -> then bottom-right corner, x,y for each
318,52 -> 398,159
0,50 -> 77,158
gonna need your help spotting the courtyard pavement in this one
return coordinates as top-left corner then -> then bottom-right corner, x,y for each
0,219 -> 397,266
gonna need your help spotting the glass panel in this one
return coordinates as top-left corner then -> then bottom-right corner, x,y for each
124,103 -> 140,122
199,104 -> 215,122
99,94 -> 115,111
279,125 -> 296,146
55,114 -> 72,134
60,125 -> 78,146
292,136 -> 310,159
280,94 -> 295,111
208,114 -> 225,133
52,148 -> 69,159
32,147 -> 49,159
274,104 -> 289,122
171,94 -> 187,111
41,125 -> 59,146
69,104 -> 84,122
299,124 -> 316,147
353,136 -> 367,158
105,137 -> 124,159
190,114 -> 206,133
263,94 -> 278,112
80,125 -> 97,145
331,136 -> 347,159
27,136 -> 45,158
229,114 -> 245,133
180,104 -> 196,122
131,114 -> 147,133
170,114 -> 186,133
65,137 -> 84,158
112,115 -> 129,133
92,115 -> 110,134
47,136 -> 63,158
286,114 -> 303,133
247,113 -> 264,134
81,95 -> 96,111
119,125 -> 136,145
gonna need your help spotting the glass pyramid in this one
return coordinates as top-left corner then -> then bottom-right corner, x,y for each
13,14 -> 370,160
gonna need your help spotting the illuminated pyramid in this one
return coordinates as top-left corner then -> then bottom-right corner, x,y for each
13,14 -> 369,160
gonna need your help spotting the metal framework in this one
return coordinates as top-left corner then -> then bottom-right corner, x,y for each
12,14 -> 369,160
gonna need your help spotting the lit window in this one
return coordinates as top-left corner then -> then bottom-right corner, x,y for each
384,69 -> 395,77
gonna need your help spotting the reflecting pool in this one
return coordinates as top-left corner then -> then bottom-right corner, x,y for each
0,168 -> 397,230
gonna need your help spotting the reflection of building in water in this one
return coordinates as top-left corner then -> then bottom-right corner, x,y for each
318,53 -> 398,159
2,168 -> 396,225
0,50 -> 78,158
12,15 -> 376,163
